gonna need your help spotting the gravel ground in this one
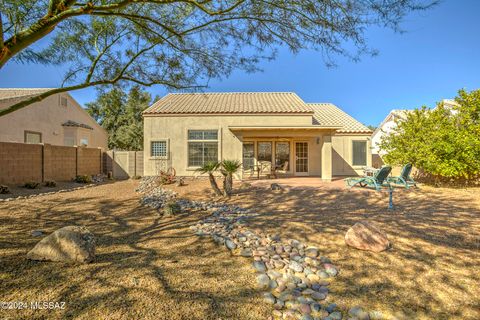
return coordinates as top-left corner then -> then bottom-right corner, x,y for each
163,178 -> 480,320
0,180 -> 271,320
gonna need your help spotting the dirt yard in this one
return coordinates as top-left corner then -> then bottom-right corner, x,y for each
165,177 -> 480,320
1,178 -> 479,320
0,180 -> 270,320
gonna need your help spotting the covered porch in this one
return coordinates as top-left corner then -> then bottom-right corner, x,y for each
229,126 -> 339,181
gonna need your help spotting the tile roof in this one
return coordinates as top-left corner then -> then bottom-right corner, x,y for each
62,120 -> 93,130
143,92 -> 313,114
0,88 -> 52,103
310,103 -> 372,133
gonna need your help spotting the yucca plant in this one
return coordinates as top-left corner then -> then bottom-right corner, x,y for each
220,160 -> 242,196
196,161 -> 222,196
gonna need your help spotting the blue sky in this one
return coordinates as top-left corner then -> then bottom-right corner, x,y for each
1,0 -> 479,126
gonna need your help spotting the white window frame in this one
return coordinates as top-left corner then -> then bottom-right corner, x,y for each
187,129 -> 219,168
150,139 -> 169,159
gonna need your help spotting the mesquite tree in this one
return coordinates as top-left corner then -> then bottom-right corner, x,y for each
0,0 -> 435,116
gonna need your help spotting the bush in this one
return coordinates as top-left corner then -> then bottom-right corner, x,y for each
163,201 -> 181,216
380,89 -> 480,185
24,181 -> 40,189
75,175 -> 92,184
0,185 -> 10,194
44,180 -> 57,187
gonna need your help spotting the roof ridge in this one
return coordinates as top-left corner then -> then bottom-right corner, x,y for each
0,88 -> 55,90
167,91 -> 297,95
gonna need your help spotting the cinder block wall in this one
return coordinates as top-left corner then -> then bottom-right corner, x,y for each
0,142 -> 43,184
44,145 -> 77,181
0,142 -> 102,185
77,147 -> 101,176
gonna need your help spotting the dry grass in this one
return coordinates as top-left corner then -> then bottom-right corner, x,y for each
166,178 -> 480,320
0,180 -> 271,320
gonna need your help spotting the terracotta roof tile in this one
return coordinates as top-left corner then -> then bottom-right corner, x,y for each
143,92 -> 313,114
310,103 -> 372,133
0,88 -> 52,102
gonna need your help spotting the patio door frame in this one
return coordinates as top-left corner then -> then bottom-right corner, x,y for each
294,141 -> 309,176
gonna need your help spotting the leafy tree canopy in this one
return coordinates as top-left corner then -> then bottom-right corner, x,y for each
86,85 -> 154,150
379,89 -> 480,184
0,0 -> 435,116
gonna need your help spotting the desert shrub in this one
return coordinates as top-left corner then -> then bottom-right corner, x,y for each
44,180 -> 57,187
75,175 -> 92,183
163,201 -> 181,216
24,181 -> 40,189
0,185 -> 10,194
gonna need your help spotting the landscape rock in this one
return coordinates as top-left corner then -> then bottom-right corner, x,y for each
345,221 -> 390,252
349,306 -> 370,320
27,226 -> 95,263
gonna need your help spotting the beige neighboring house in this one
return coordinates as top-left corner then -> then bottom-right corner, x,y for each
0,88 -> 107,149
143,92 -> 372,180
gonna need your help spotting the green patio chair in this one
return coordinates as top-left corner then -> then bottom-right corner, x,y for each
345,165 -> 392,191
387,163 -> 417,189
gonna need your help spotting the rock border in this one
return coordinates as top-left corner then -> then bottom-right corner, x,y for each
0,184 -> 97,202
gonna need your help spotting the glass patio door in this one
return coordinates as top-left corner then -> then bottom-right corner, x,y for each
295,142 -> 309,176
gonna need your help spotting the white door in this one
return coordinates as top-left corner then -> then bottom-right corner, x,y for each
295,142 -> 309,176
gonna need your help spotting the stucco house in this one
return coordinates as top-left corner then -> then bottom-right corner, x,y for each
143,92 -> 372,180
0,88 -> 107,149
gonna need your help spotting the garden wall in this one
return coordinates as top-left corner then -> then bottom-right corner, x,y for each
0,142 -> 102,185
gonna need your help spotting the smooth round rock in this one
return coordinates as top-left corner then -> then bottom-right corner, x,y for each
263,292 -> 276,304
256,274 -> 270,289
349,306 -> 370,320
253,261 -> 266,272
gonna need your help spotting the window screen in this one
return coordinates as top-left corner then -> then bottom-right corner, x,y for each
352,141 -> 367,166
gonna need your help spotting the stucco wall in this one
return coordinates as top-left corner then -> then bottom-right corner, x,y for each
332,134 -> 372,176
0,93 -> 107,149
143,114 -> 371,178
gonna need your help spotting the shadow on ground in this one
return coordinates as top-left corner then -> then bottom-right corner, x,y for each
0,180 -> 270,320
167,179 -> 480,320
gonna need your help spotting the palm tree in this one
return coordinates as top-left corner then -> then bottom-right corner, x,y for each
220,160 -> 242,197
196,161 -> 222,196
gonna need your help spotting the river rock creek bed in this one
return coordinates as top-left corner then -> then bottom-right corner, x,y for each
139,182 -> 384,320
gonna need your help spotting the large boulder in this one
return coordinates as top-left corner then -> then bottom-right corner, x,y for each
27,226 -> 95,263
345,221 -> 390,252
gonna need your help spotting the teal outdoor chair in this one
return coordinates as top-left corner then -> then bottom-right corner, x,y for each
387,163 -> 417,189
345,165 -> 392,191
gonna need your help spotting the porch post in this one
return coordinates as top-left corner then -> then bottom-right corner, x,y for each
321,135 -> 332,181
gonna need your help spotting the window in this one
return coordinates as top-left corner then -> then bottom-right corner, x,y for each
242,143 -> 255,170
352,141 -> 367,166
24,131 -> 42,144
188,130 -> 218,167
151,141 -> 167,157
64,137 -> 75,146
80,138 -> 88,146
257,142 -> 272,162
275,142 -> 290,171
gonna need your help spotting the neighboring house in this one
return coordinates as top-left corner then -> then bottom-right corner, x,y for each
143,92 -> 372,180
0,88 -> 107,149
372,109 -> 410,161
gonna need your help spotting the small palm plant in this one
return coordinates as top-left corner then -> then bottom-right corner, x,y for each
221,160 -> 242,196
196,161 -> 222,196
